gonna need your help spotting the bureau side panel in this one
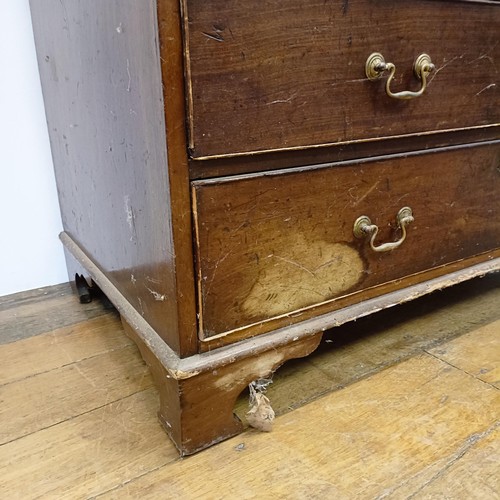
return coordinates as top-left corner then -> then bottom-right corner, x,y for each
30,0 -> 196,354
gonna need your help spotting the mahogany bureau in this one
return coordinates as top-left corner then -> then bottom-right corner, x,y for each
30,0 -> 500,454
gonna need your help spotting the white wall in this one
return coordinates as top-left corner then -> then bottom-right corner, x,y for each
0,0 -> 68,296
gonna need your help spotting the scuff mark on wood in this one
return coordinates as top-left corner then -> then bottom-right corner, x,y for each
212,350 -> 283,390
352,180 -> 380,206
341,0 -> 349,15
266,93 -> 298,105
146,286 -> 166,301
428,55 -> 464,83
475,83 -> 496,97
126,58 -> 131,92
123,195 -> 137,243
202,31 -> 224,42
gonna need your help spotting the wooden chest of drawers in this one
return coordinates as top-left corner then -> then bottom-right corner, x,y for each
31,0 -> 499,454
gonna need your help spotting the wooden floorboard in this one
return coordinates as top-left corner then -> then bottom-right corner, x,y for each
0,314 -> 131,386
0,283 -> 112,344
408,426 -> 500,499
98,355 -> 499,499
0,345 -> 152,446
0,274 -> 498,499
428,320 -> 500,390
0,389 -> 177,499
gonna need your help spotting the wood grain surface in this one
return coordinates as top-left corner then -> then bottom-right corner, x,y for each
184,0 -> 500,158
101,355 -> 500,499
0,345 -> 151,445
429,320 -> 500,389
0,314 -> 130,386
0,283 -> 108,344
29,0 -> 198,356
0,279 -> 498,498
193,144 -> 500,338
0,389 -> 174,499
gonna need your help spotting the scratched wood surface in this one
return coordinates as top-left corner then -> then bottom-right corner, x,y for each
0,276 -> 498,498
184,0 -> 500,158
30,0 -> 198,357
193,144 -> 500,339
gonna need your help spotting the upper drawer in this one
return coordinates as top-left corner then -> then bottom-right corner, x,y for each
183,0 -> 500,159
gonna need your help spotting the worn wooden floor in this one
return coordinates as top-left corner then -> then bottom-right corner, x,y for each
0,275 -> 499,499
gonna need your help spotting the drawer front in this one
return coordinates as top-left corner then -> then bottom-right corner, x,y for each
193,144 -> 500,339
183,0 -> 499,159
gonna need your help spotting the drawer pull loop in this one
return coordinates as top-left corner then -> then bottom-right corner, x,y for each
353,207 -> 414,252
365,53 -> 435,100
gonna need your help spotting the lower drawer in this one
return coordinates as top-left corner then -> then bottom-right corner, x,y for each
192,144 -> 500,340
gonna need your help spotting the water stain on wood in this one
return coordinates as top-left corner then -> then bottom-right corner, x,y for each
243,237 -> 363,318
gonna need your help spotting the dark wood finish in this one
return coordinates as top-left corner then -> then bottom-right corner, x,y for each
157,0 -> 198,355
188,129 -> 500,180
30,0 -> 500,455
60,228 -> 500,365
184,0 -> 499,159
193,144 -> 500,338
200,252 -> 500,351
122,318 -> 323,455
30,0 -> 197,356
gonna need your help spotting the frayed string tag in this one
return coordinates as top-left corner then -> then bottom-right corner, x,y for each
246,378 -> 275,432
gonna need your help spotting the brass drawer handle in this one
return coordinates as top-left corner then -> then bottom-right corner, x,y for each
365,53 -> 435,100
353,207 -> 414,253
